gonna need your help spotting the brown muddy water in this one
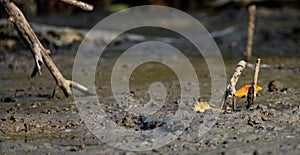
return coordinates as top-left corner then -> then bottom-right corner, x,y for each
0,8 -> 300,154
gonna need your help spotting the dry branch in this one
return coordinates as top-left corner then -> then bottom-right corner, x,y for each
245,5 -> 256,62
1,0 -> 94,97
221,60 -> 247,110
59,0 -> 94,11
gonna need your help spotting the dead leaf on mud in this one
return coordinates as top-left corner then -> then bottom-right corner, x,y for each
194,101 -> 223,113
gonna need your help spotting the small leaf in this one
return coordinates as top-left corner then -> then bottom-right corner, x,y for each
194,101 -> 211,112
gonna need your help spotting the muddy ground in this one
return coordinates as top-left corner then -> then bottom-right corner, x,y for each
0,8 -> 300,154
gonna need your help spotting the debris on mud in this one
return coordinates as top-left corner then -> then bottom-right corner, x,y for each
194,100 -> 222,113
0,95 -> 16,102
268,80 -> 286,92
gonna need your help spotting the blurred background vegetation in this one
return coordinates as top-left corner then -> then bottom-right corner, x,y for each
1,0 -> 300,17
1,0 -> 299,57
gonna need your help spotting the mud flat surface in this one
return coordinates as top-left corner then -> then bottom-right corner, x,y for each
1,55 -> 300,154
0,8 -> 300,154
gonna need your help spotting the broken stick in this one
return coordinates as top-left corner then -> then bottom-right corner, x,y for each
221,60 -> 247,110
59,0 -> 94,11
1,0 -> 94,97
245,5 -> 256,62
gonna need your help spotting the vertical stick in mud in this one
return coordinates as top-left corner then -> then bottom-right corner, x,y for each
253,58 -> 261,101
245,5 -> 256,62
247,84 -> 254,108
247,58 -> 261,108
232,96 -> 237,111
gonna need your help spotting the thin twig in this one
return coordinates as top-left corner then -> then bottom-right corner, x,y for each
59,0 -> 94,11
245,5 -> 256,62
1,0 -> 94,97
221,60 -> 247,110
